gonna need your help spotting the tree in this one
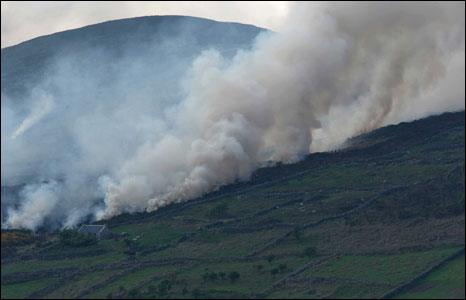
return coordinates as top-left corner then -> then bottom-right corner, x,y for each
209,272 -> 219,282
115,286 -> 127,298
192,289 -> 202,299
128,288 -> 139,298
228,271 -> 240,282
123,238 -> 142,256
278,264 -> 287,273
303,247 -> 317,257
207,203 -> 231,219
293,227 -> 302,242
147,285 -> 157,295
219,272 -> 226,280
202,272 -> 210,283
271,268 -> 279,277
267,255 -> 276,263
158,280 -> 172,296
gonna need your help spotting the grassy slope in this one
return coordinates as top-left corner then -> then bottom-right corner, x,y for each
394,254 -> 465,299
1,111 -> 465,299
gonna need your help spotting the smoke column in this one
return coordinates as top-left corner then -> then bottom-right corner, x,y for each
11,94 -> 54,139
2,2 -> 465,230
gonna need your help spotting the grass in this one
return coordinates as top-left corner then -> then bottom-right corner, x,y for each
84,264 -> 184,299
1,278 -> 57,299
143,228 -> 289,260
1,111 -> 464,299
173,256 -> 310,296
267,281 -> 389,299
111,221 -> 186,246
394,254 -> 465,299
309,247 -> 461,286
45,270 -> 115,299
2,251 -> 126,275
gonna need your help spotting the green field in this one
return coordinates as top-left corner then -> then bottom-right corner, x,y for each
1,278 -> 58,299
1,111 -> 464,299
394,254 -> 465,299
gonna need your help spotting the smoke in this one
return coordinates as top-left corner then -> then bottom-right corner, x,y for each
4,181 -> 61,230
11,93 -> 55,139
2,2 -> 464,230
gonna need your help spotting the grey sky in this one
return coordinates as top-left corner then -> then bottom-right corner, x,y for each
1,1 -> 291,48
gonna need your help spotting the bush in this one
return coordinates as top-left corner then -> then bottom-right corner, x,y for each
157,280 -> 172,296
303,247 -> 317,257
123,238 -> 142,255
202,271 -> 220,283
208,272 -> 218,282
219,272 -> 226,280
147,285 -> 157,295
128,287 -> 139,298
278,264 -> 287,273
207,203 -> 231,219
58,229 -> 97,247
192,289 -> 203,299
228,271 -> 240,282
293,227 -> 302,242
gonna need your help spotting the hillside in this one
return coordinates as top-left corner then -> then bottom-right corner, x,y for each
1,110 -> 464,299
0,15 -> 265,225
1,15 -> 263,99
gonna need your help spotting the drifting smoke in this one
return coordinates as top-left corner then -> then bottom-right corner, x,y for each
2,2 -> 465,230
11,94 -> 54,139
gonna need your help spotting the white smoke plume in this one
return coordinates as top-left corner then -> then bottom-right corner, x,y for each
2,2 -> 465,230
11,93 -> 54,139
4,181 -> 61,230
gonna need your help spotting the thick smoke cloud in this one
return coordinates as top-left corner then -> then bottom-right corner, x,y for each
2,2 -> 465,230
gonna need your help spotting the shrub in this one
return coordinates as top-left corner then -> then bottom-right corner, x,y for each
293,227 -> 302,242
128,287 -> 139,298
58,229 -> 97,247
192,289 -> 202,299
228,271 -> 240,282
202,273 -> 208,283
278,264 -> 287,273
219,272 -> 226,280
147,285 -> 157,295
208,272 -> 218,282
303,247 -> 317,257
157,280 -> 172,296
207,203 -> 231,219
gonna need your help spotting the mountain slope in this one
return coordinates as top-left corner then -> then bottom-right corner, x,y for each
1,15 -> 264,99
2,110 -> 464,299
1,16 -> 266,227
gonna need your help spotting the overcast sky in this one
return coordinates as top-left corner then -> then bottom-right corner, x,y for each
1,1 -> 292,48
